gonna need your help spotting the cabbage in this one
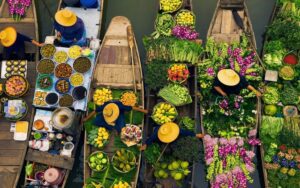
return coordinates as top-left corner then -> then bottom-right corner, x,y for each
279,66 -> 295,80
263,86 -> 280,104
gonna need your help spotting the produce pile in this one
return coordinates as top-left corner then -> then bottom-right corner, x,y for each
260,1 -> 300,187
151,102 -> 177,125
154,160 -> 191,181
93,88 -> 113,106
143,0 -> 202,64
203,135 -> 260,188
112,149 -> 136,173
4,60 -> 27,78
88,151 -> 109,172
87,127 -> 110,148
4,75 -> 28,97
167,64 -> 189,83
158,84 -> 192,106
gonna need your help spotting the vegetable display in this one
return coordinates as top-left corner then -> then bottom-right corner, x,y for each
93,88 -> 113,106
175,10 -> 195,28
87,127 -> 109,148
73,57 -> 92,73
262,86 -> 280,105
37,59 -> 55,74
279,66 -> 295,80
154,14 -> 175,37
151,102 -> 177,125
158,84 -> 192,106
160,0 -> 182,13
280,84 -> 299,105
154,160 -> 191,181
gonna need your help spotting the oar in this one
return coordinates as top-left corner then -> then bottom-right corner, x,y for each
232,9 -> 266,71
127,25 -> 137,93
83,106 -> 148,122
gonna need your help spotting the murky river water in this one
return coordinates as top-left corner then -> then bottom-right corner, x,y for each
0,0 -> 276,187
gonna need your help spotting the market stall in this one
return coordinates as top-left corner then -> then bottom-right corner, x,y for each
260,0 -> 300,187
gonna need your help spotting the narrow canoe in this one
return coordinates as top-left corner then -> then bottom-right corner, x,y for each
0,0 -> 39,187
83,16 -> 144,188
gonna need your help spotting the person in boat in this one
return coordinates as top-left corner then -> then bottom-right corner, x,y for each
91,101 -> 147,133
140,122 -> 204,151
213,69 -> 262,97
54,9 -> 86,47
0,27 -> 43,60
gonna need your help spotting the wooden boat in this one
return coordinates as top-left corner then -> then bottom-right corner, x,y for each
83,16 -> 144,188
0,0 -> 39,187
22,1 -> 105,187
143,0 -> 201,187
200,0 -> 261,140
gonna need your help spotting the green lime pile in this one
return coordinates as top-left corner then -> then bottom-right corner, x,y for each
154,160 -> 190,181
88,152 -> 109,172
112,149 -> 136,173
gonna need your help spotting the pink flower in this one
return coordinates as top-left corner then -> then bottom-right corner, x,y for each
206,67 -> 215,76
246,151 -> 255,159
237,138 -> 244,146
229,137 -> 237,145
219,138 -> 228,145
248,129 -> 257,137
245,164 -> 255,173
206,157 -> 214,165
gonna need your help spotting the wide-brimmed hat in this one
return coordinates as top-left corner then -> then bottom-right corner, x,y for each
0,27 -> 17,47
103,103 -> 120,126
158,122 -> 180,143
55,9 -> 77,27
217,69 -> 240,86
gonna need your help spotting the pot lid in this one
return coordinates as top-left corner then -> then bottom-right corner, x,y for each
44,168 -> 60,183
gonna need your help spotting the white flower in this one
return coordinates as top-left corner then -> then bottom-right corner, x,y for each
251,110 -> 257,114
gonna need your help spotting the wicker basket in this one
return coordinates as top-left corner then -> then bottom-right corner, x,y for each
167,64 -> 189,84
87,151 -> 109,172
175,9 -> 196,28
160,0 -> 183,13
112,150 -> 136,173
151,102 -> 178,125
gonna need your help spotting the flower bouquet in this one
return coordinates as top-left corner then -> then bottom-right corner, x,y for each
7,0 -> 32,21
167,64 -> 189,84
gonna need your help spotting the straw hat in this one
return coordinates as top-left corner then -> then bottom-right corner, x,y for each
158,122 -> 180,143
103,103 -> 120,126
55,9 -> 77,27
217,69 -> 240,86
0,27 -> 17,47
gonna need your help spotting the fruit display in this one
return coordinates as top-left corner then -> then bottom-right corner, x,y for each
175,10 -> 195,28
154,160 -> 190,181
120,91 -> 137,106
152,102 -> 177,124
160,0 -> 182,13
87,127 -> 109,148
55,79 -> 70,94
37,74 -> 52,90
70,73 -> 84,86
93,88 -> 113,106
33,91 -> 47,106
112,149 -> 136,173
68,45 -> 81,59
53,51 -> 68,64
37,59 -> 55,74
167,64 -> 189,83
3,60 -> 27,78
55,63 -> 72,78
5,75 -> 28,97
40,44 -> 56,58
88,151 -> 109,172
59,94 -> 74,107
121,124 -> 142,146
73,57 -> 91,73
112,181 -> 131,188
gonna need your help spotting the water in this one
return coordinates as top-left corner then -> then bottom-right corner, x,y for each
1,0 -> 275,187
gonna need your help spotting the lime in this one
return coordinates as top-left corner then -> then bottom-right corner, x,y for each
180,161 -> 189,169
174,172 -> 183,180
171,161 -> 180,169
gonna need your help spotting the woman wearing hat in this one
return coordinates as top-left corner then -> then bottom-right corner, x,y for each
54,9 -> 86,47
213,69 -> 261,97
0,27 -> 43,60
140,122 -> 204,151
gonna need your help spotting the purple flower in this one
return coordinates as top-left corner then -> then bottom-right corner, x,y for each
289,161 -> 296,168
234,101 -> 240,109
246,151 -> 255,159
272,155 -> 279,163
219,138 -> 228,145
206,157 -> 214,165
281,158 -> 289,167
248,138 -> 261,146
206,67 -> 215,76
229,138 -> 237,145
172,25 -> 199,40
245,164 -> 255,173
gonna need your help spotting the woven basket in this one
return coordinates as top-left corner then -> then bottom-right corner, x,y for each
112,150 -> 136,173
87,151 -> 109,172
175,9 -> 196,28
160,0 -> 183,13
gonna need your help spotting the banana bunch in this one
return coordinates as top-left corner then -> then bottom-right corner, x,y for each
152,102 -> 177,125
88,127 -> 109,148
93,88 -> 113,106
112,181 -> 131,188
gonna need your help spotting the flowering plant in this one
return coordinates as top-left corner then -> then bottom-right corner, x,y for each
203,135 -> 259,188
7,0 -> 31,21
198,36 -> 263,97
172,25 -> 199,40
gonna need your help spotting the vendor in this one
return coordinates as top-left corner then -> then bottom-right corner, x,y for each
0,27 -> 43,60
140,122 -> 204,151
213,69 -> 261,97
54,9 -> 86,47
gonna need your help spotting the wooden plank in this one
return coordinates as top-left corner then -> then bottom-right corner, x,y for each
212,10 -> 223,34
0,131 -> 13,140
0,172 -> 17,188
221,10 -> 232,34
0,140 -> 26,150
0,154 -> 23,166
211,33 -> 240,44
94,82 -> 142,90
0,166 -> 19,173
0,150 -> 22,157
0,124 -> 11,131
0,18 -> 35,23
26,149 -> 75,170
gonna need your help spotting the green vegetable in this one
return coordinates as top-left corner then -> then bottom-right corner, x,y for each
145,61 -> 171,90
264,104 -> 278,116
260,116 -> 284,146
281,84 -> 299,105
262,86 -> 280,104
170,136 -> 202,163
153,14 -> 175,38
279,66 -> 295,80
179,116 -> 195,131
263,53 -> 283,69
144,143 -> 161,165
158,84 -> 192,106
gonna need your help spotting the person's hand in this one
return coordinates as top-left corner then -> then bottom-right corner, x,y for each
38,43 -> 44,47
140,144 -> 147,151
255,91 -> 262,97
196,133 -> 204,139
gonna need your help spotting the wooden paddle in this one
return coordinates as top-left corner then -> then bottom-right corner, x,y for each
127,25 -> 137,93
83,106 -> 148,122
